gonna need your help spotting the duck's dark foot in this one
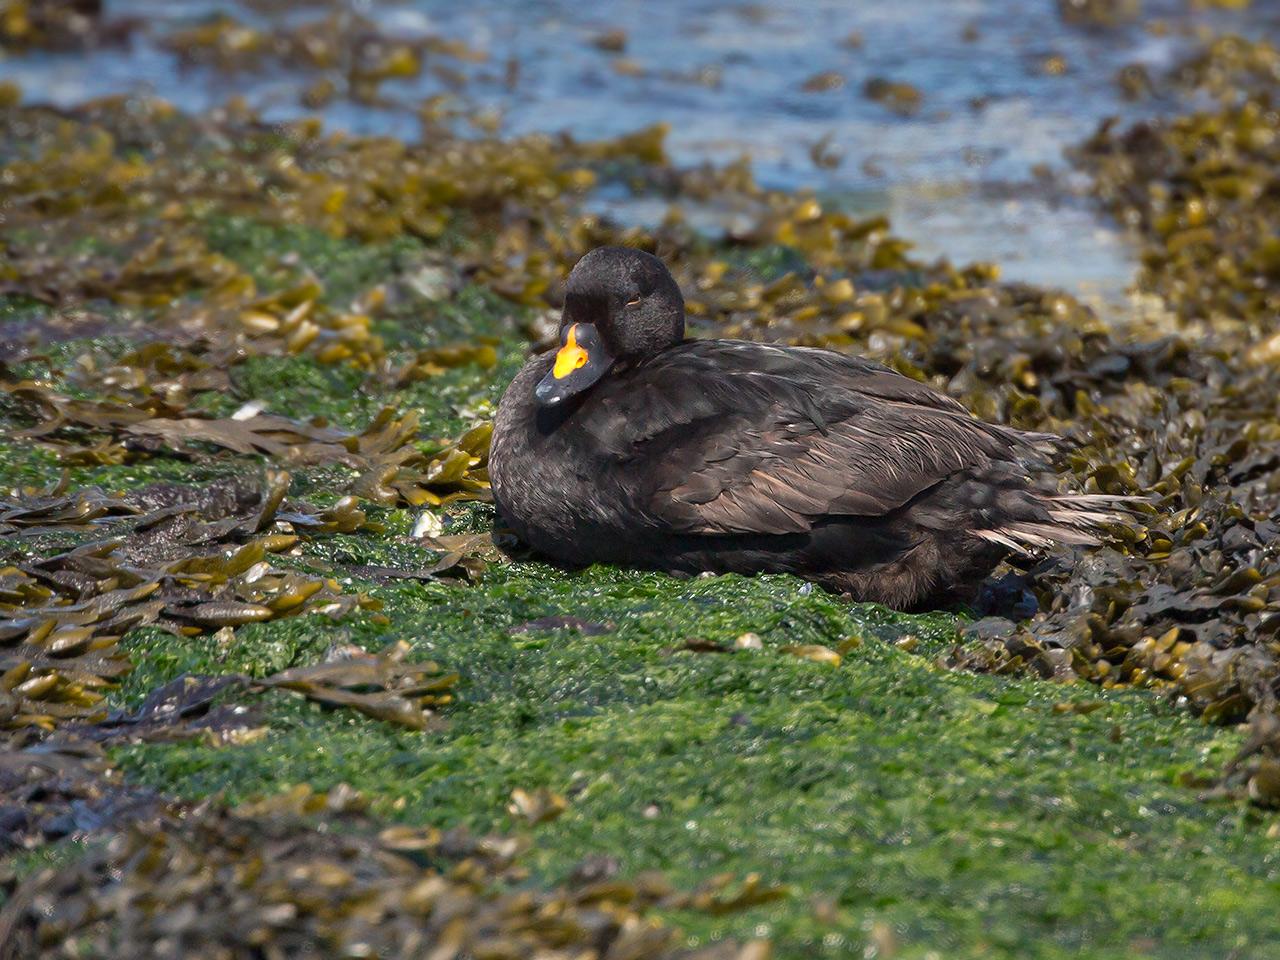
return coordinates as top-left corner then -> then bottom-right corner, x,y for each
971,571 -> 1039,620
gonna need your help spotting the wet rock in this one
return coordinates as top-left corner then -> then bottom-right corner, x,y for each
1058,0 -> 1141,28
862,77 -> 923,115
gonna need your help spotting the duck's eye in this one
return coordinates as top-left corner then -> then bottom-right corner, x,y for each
625,297 -> 642,307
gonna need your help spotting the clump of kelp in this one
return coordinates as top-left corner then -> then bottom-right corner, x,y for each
161,9 -> 490,109
0,0 -> 136,52
1012,32 -> 1280,801
0,469 -> 480,730
946,31 -> 1280,779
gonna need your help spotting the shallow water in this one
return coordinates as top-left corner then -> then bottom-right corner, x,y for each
5,0 -> 1276,306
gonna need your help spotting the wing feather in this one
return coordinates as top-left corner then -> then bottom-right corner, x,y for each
613,341 -> 1044,536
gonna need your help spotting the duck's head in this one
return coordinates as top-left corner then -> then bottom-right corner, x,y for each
535,246 -> 685,408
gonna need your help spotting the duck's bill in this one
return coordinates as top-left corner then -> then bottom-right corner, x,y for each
535,323 -> 614,408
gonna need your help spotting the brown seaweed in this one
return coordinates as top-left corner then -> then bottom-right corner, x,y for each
3,381 -> 491,509
259,640 -> 456,731
0,733 -> 160,851
0,781 -> 774,960
0,475 -> 382,730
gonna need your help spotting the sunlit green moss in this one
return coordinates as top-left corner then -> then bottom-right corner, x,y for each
111,560 -> 1272,960
0,293 -> 50,326
201,215 -> 426,305
0,440 -> 63,491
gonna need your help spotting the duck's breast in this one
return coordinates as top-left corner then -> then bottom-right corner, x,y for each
490,354 -> 643,560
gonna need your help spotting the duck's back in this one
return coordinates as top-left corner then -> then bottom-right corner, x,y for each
491,339 -> 1098,609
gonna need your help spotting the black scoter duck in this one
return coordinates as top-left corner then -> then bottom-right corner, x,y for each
490,246 -> 1120,611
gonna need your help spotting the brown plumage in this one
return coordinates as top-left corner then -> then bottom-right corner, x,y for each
490,246 -> 1123,611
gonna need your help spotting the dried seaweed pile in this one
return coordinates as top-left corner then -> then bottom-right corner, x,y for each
851,31 -> 1280,805
0,774 -> 776,960
962,33 -> 1280,799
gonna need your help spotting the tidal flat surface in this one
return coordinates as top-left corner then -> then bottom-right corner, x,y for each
7,0 -> 1278,301
4,3 -> 1280,958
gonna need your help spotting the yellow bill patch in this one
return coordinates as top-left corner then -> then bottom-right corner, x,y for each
552,324 -> 590,379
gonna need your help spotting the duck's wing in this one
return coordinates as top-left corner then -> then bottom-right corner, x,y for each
590,341 -> 1056,536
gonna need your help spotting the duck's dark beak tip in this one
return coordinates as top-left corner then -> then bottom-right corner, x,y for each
534,380 -> 562,408
536,322 -> 613,408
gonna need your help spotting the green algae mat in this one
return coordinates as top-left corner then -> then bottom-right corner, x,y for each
5,27 -> 1280,960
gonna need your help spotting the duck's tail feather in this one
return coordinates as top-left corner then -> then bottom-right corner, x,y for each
974,493 -> 1145,555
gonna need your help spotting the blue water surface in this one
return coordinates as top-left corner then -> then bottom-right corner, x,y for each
5,0 -> 1276,306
